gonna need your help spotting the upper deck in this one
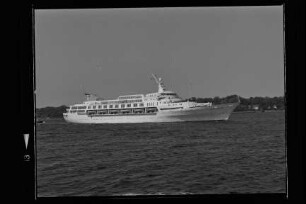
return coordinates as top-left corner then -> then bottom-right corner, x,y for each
66,74 -> 194,113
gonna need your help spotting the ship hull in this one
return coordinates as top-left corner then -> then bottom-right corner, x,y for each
63,103 -> 239,124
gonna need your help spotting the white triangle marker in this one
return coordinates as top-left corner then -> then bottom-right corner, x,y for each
24,134 -> 29,150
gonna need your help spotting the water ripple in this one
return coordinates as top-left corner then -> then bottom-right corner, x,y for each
37,112 -> 286,196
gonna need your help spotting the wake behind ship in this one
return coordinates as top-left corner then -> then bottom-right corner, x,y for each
63,74 -> 239,124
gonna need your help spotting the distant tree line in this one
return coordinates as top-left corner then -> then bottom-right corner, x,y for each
235,96 -> 285,111
187,95 -> 239,104
36,105 -> 68,119
36,95 -> 285,118
187,95 -> 285,112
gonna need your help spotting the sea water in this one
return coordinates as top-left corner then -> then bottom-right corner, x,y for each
37,111 -> 286,196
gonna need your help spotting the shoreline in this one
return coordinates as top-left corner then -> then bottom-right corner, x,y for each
233,110 -> 285,114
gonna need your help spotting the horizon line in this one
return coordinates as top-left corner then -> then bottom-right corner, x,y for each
36,94 -> 285,109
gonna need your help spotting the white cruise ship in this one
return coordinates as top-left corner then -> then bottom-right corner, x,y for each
63,74 -> 239,123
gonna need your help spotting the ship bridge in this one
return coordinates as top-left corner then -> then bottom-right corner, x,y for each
157,91 -> 182,102
144,91 -> 182,103
147,74 -> 184,102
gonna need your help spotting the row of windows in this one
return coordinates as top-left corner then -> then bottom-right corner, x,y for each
160,93 -> 177,96
99,99 -> 142,105
86,107 -> 157,114
146,94 -> 157,97
70,110 -> 86,113
88,103 -> 144,109
147,102 -> 155,107
146,101 -> 168,106
118,95 -> 143,100
71,106 -> 87,109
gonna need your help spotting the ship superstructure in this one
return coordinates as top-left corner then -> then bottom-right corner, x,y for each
63,74 -> 239,123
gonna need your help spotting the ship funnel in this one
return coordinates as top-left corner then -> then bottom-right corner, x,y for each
151,74 -> 166,93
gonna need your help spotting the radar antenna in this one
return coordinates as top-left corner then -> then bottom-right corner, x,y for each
151,74 -> 166,93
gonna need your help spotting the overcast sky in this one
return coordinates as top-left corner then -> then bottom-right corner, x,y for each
35,6 -> 284,108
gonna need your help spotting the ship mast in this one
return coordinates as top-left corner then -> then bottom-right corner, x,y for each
151,74 -> 166,93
